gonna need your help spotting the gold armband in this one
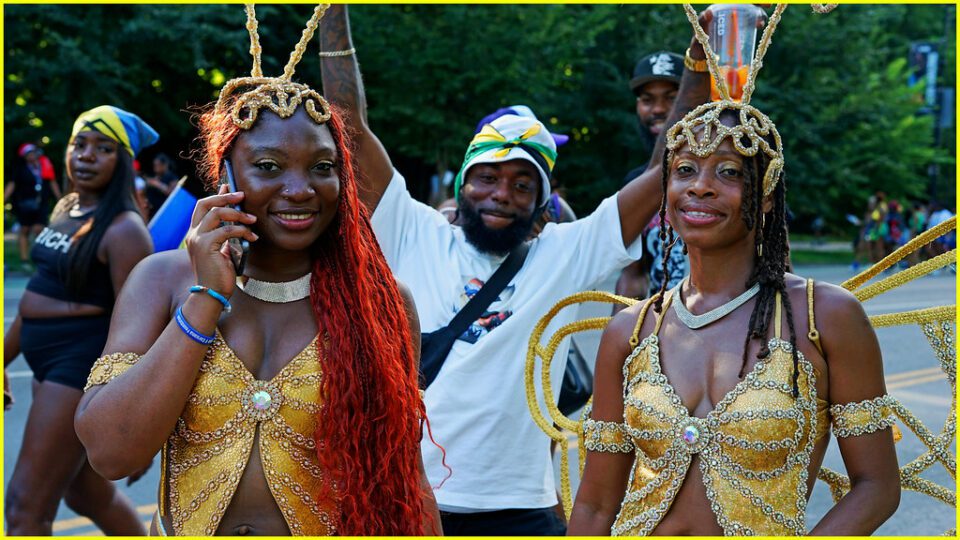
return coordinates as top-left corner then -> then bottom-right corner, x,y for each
583,415 -> 634,453
830,395 -> 897,438
84,352 -> 142,392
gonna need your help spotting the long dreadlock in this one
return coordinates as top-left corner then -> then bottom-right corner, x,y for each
651,118 -> 801,397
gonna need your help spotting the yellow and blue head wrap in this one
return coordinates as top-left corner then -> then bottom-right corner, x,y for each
454,115 -> 558,207
70,105 -> 159,157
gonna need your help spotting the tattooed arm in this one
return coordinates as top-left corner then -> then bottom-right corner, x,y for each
319,4 -> 394,214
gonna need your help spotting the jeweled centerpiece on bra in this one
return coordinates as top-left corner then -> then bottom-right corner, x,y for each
682,424 -> 700,445
675,416 -> 711,454
241,380 -> 283,422
251,390 -> 272,410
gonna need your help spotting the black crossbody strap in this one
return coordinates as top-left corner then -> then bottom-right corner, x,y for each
418,242 -> 531,389
442,242 -> 530,338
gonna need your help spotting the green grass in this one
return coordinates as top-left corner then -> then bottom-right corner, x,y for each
791,249 -> 854,266
789,233 -> 850,245
4,238 -> 31,274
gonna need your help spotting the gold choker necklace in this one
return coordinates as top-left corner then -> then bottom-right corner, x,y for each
236,273 -> 311,303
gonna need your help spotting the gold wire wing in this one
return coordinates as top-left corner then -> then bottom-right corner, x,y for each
525,219 -> 957,529
817,217 -> 957,536
524,291 -> 638,519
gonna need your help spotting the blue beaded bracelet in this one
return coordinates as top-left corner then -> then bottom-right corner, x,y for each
189,285 -> 232,313
175,306 -> 216,345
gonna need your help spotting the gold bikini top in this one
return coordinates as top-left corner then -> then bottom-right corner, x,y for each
583,287 -> 896,536
86,333 -> 337,536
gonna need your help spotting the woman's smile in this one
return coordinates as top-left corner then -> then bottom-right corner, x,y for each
270,209 -> 319,231
679,204 -> 725,227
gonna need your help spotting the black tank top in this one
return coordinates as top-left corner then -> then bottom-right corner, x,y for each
26,208 -> 115,309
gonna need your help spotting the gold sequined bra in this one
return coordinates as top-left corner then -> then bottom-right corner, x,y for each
583,288 -> 896,536
85,333 -> 337,536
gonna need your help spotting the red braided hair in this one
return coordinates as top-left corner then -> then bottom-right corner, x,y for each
196,100 -> 428,535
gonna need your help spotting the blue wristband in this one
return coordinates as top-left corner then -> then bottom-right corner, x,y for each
189,285 -> 232,313
175,306 -> 216,346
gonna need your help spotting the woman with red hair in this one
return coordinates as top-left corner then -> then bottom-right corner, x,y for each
74,5 -> 440,536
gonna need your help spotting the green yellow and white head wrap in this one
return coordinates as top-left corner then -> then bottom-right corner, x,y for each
70,105 -> 159,157
454,114 -> 558,207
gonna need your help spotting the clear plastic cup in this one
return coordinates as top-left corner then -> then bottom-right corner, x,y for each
707,4 -> 763,101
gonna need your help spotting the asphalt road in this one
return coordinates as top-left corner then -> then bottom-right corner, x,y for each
3,265 -> 956,535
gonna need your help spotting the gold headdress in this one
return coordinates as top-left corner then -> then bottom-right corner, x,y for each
529,7 -> 956,532
215,4 -> 332,130
665,4 -> 789,197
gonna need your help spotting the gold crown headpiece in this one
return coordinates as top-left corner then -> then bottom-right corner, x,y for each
215,4 -> 332,130
666,4 -> 835,196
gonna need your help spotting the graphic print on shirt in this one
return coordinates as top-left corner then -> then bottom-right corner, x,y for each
34,226 -> 74,254
456,277 -> 515,344
645,225 -> 689,297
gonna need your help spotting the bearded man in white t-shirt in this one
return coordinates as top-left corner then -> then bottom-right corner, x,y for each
318,6 -> 711,534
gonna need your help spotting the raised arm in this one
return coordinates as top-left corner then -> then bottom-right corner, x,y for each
616,32 -> 710,247
319,5 -> 393,214
75,188 -> 257,479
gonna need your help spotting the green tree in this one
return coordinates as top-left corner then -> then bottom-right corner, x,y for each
4,4 -> 953,228
758,5 -> 954,230
4,4 -> 314,189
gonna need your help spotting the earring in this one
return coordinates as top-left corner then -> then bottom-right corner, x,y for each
757,213 -> 766,258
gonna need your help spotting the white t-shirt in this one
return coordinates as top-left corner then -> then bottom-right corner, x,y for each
370,170 -> 643,510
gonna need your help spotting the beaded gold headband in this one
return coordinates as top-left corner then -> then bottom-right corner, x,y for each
215,4 -> 332,130
666,4 -> 834,196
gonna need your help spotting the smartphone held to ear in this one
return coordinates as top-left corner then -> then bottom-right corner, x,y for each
222,159 -> 250,276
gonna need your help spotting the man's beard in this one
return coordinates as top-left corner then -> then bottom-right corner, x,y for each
637,117 -> 661,152
459,200 -> 536,256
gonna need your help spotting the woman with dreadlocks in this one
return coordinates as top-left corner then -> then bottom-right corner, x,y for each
567,5 -> 899,536
74,5 -> 440,536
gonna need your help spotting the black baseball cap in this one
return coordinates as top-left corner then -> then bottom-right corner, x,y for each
630,51 -> 683,95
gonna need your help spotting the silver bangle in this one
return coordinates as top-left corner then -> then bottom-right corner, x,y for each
318,47 -> 356,58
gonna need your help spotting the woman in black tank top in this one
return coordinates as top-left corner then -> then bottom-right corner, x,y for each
3,106 -> 157,535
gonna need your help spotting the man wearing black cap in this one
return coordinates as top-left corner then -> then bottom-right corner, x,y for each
623,50 -> 683,183
616,50 -> 689,306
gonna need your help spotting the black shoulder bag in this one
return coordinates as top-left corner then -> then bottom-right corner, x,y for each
557,338 -> 593,416
419,242 -> 530,389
